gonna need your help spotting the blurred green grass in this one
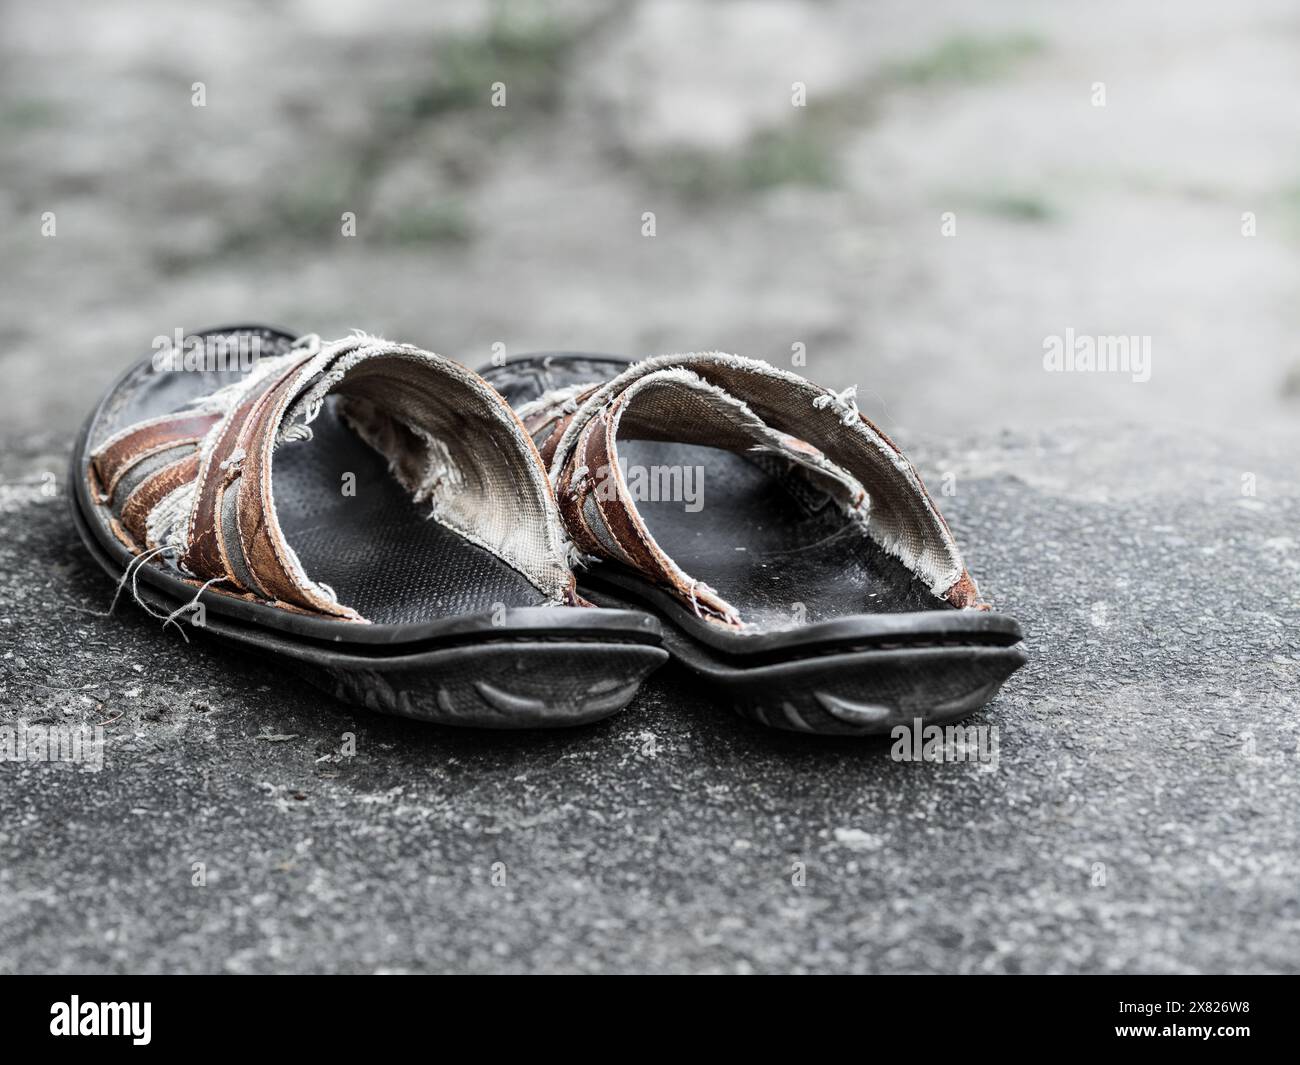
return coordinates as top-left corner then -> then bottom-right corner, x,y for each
972,191 -> 1059,222
383,8 -> 583,119
888,32 -> 1046,85
216,6 -> 596,257
649,30 -> 1048,201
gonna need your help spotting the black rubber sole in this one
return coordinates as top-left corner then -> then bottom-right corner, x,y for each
582,571 -> 1025,736
482,353 -> 1028,736
69,327 -> 667,729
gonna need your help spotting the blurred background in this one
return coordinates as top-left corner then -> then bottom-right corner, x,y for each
3,0 -> 1298,442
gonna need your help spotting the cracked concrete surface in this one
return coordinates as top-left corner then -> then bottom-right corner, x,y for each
2,424 -> 1297,974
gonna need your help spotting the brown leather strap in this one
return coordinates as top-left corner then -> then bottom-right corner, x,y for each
556,396 -> 741,626
235,356 -> 348,612
179,360 -> 301,586
177,348 -> 360,618
119,451 -> 201,546
521,383 -> 601,470
89,412 -> 220,503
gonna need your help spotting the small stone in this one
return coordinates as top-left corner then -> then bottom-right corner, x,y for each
833,828 -> 884,852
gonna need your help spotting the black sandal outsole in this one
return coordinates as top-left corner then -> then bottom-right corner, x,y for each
482,353 -> 1027,736
70,328 -> 666,729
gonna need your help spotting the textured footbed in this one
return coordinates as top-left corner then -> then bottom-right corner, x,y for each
273,399 -> 550,623
617,439 -> 944,633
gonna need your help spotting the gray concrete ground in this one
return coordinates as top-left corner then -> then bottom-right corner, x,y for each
2,424 -> 1297,974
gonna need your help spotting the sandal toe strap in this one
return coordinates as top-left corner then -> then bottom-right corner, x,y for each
546,353 -> 982,629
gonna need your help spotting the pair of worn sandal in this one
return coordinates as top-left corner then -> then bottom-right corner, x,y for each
71,326 -> 1025,735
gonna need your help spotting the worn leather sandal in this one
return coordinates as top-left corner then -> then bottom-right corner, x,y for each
70,327 -> 666,728
482,352 -> 1026,736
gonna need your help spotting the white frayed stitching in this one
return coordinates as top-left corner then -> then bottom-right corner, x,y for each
563,535 -> 589,570
686,579 -> 704,619
160,575 -> 227,643
97,545 -> 173,619
218,447 -> 245,473
278,368 -> 345,444
278,423 -> 314,443
276,339 -> 386,447
146,480 -> 198,557
183,353 -> 288,417
99,544 -> 230,644
515,382 -> 597,423
407,431 -> 463,507
567,463 -> 589,497
812,384 -> 860,425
